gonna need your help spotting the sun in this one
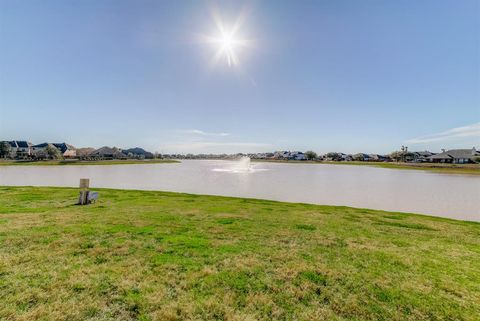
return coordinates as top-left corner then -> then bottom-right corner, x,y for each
215,30 -> 241,67
198,8 -> 253,68
206,26 -> 247,67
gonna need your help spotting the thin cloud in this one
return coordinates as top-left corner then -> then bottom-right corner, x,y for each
406,122 -> 480,144
181,129 -> 230,137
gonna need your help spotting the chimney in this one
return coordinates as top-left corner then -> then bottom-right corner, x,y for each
441,149 -> 445,153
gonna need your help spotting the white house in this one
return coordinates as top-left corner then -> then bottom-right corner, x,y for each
7,141 -> 32,158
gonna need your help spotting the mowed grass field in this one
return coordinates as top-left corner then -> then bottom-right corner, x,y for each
0,187 -> 479,321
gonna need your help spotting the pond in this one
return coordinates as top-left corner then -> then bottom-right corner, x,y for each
1,160 -> 479,221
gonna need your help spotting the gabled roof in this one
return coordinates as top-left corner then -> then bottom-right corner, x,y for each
430,149 -> 479,159
53,143 -> 76,153
91,146 -> 126,157
32,143 -> 49,148
353,153 -> 370,157
413,151 -> 435,157
32,143 -> 56,155
15,141 -> 31,148
76,147 -> 95,156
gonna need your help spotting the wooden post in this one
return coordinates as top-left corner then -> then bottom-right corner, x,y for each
79,178 -> 90,205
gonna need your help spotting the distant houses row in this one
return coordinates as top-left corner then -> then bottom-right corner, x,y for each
0,141 -> 155,160
0,141 -> 76,159
264,148 -> 479,164
1,140 -> 479,164
168,148 -> 480,164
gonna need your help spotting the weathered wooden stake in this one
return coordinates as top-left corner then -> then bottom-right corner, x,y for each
78,178 -> 90,205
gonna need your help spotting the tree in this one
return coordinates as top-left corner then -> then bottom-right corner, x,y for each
352,153 -> 365,161
0,142 -> 11,158
305,151 -> 317,161
45,145 -> 62,159
326,152 -> 341,161
390,151 -> 402,162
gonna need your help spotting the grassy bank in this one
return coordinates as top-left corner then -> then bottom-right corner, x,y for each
325,161 -> 480,175
253,159 -> 480,175
0,159 -> 179,166
0,187 -> 479,321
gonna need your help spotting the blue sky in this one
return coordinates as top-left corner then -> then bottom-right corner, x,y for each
0,0 -> 479,154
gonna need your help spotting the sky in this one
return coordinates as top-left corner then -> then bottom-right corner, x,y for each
0,0 -> 479,154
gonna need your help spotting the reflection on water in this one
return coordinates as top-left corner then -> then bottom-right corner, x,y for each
212,157 -> 268,173
0,160 -> 479,221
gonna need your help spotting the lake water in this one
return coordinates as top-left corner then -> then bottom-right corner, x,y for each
1,160 -> 479,221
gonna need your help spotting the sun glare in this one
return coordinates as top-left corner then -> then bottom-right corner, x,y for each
199,7 -> 253,68
216,31 -> 240,66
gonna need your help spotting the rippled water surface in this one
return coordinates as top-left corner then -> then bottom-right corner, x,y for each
1,160 -> 479,221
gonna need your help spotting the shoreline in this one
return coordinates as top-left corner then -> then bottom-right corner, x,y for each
1,158 -> 478,175
1,185 -> 478,223
251,159 -> 480,175
0,159 -> 179,166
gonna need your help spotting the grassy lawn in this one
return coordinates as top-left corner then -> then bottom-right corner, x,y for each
253,159 -> 480,175
0,159 -> 179,166
0,187 -> 479,321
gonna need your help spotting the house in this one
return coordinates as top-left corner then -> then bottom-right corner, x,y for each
290,151 -> 307,160
324,152 -> 341,161
32,143 -> 54,158
273,151 -> 307,160
89,146 -> 127,159
368,154 -> 390,162
76,147 -> 96,159
7,141 -> 32,158
273,151 -> 290,159
411,151 -> 435,162
32,143 -> 50,152
52,143 -> 76,158
353,153 -> 371,161
340,153 -> 352,161
123,147 -> 154,159
249,153 -> 269,159
16,141 -> 32,157
429,148 -> 479,164
32,143 -> 57,159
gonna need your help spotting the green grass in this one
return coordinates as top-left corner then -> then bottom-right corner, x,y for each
325,161 -> 480,175
0,159 -> 179,166
253,159 -> 480,175
0,187 -> 479,320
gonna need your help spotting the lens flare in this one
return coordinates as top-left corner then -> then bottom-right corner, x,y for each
199,7 -> 253,67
